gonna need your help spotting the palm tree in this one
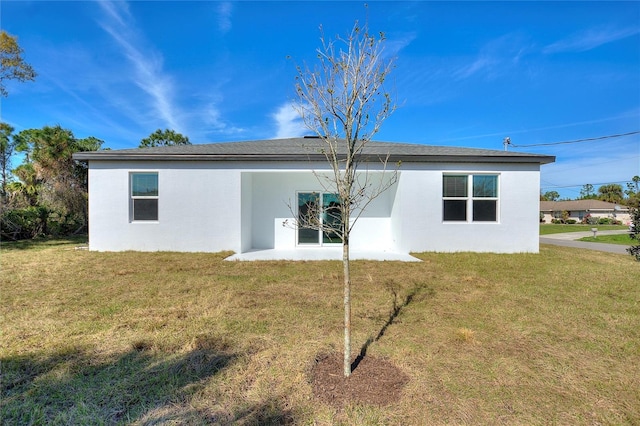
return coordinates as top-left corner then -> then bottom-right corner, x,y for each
6,163 -> 41,207
597,183 -> 624,203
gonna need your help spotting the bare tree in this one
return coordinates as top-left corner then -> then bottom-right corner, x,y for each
293,20 -> 397,377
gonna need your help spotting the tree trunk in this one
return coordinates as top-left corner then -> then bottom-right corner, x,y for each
343,236 -> 351,377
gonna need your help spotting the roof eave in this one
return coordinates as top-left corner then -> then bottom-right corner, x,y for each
389,154 -> 556,164
73,152 -> 556,164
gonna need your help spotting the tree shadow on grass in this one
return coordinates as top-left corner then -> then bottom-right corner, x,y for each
221,398 -> 296,425
1,335 -> 236,425
134,396 -> 296,426
351,281 -> 434,372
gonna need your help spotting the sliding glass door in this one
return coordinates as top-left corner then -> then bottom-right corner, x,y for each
297,192 -> 320,244
297,192 -> 342,245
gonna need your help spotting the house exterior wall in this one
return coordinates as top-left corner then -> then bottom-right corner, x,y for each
392,162 -> 541,253
87,161 -> 243,252
240,173 -> 253,252
87,159 -> 542,254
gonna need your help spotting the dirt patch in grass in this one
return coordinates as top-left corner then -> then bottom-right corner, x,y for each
310,353 -> 409,407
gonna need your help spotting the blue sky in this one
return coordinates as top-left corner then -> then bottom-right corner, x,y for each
3,1 -> 639,199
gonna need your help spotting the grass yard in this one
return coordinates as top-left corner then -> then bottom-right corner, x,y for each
578,234 -> 636,246
2,238 -> 639,425
540,224 -> 628,235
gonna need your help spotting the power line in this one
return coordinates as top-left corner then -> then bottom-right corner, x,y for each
544,154 -> 640,174
508,130 -> 640,148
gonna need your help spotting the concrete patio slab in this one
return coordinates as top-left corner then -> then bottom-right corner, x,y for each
225,248 -> 422,262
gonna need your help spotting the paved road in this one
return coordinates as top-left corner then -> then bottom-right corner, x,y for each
540,230 -> 632,255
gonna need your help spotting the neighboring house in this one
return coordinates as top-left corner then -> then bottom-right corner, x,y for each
73,137 -> 554,258
540,200 -> 631,224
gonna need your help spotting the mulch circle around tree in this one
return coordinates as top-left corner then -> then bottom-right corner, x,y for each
310,352 -> 410,408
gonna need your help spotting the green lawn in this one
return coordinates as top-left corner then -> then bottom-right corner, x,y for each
578,233 -> 635,246
540,224 -> 628,235
2,237 -> 639,425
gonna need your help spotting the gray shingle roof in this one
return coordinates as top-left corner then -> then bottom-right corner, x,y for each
73,137 -> 555,164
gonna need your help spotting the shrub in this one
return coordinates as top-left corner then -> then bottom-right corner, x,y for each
0,207 -> 85,240
566,219 -> 576,224
1,206 -> 49,240
46,210 -> 85,236
582,214 -> 599,225
628,202 -> 640,261
598,217 -> 611,225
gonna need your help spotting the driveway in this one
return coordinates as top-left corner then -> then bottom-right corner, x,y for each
540,230 -> 631,255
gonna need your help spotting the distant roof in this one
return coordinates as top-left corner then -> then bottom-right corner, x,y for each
73,137 -> 555,164
540,200 -> 629,211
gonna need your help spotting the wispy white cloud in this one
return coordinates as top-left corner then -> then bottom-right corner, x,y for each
12,36 -> 144,144
454,56 -> 496,80
217,2 -> 233,34
543,26 -> 640,54
528,130 -> 639,198
97,1 -> 182,131
202,103 -> 244,138
384,31 -> 417,58
97,0 -> 129,27
272,102 -> 307,139
541,151 -> 639,197
43,73 -> 140,140
436,112 -> 640,144
454,33 -> 533,81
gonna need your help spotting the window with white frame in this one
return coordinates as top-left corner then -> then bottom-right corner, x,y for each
443,174 -> 498,222
131,172 -> 158,221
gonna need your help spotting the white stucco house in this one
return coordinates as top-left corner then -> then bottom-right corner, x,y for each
73,137 -> 554,260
